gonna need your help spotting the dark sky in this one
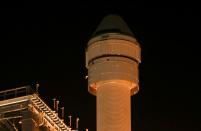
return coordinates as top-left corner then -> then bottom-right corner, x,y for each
0,2 -> 201,131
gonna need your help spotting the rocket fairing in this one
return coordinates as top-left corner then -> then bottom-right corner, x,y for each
86,15 -> 141,131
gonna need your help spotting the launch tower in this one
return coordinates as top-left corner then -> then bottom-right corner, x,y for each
0,85 -> 72,131
86,15 -> 141,131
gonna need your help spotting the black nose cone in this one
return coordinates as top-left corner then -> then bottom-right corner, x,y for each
93,14 -> 134,37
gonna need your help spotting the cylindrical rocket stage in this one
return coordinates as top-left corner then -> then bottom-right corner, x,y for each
97,80 -> 131,131
86,15 -> 141,131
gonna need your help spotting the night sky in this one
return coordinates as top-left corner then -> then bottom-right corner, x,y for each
0,2 -> 201,131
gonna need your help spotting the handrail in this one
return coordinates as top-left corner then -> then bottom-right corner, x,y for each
0,85 -> 35,101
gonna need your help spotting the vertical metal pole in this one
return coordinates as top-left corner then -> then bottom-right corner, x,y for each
76,117 -> 79,130
53,98 -> 56,111
36,83 -> 39,94
61,107 -> 64,121
56,100 -> 59,113
68,115 -> 72,127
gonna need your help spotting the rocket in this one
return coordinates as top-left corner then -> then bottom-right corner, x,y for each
86,14 -> 141,131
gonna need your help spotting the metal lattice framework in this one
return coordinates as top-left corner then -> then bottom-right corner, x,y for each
0,86 -> 72,131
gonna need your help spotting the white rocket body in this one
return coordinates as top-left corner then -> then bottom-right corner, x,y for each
86,15 -> 141,131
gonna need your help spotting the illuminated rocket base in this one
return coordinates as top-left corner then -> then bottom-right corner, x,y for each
86,15 -> 141,131
97,80 -> 131,131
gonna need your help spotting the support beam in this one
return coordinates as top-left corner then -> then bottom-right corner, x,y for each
21,109 -> 39,131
